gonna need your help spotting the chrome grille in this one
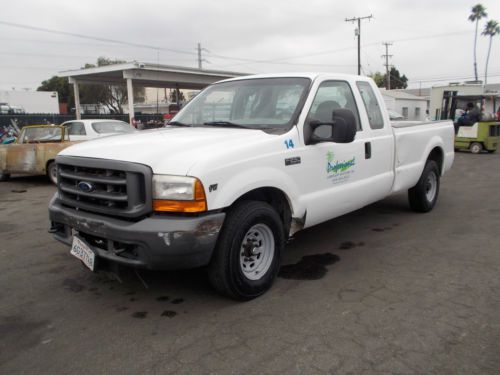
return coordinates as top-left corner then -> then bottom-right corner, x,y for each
56,156 -> 152,219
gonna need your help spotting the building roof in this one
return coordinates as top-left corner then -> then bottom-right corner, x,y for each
379,89 -> 427,101
59,62 -> 249,89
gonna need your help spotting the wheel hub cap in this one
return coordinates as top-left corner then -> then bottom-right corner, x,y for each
239,224 -> 275,281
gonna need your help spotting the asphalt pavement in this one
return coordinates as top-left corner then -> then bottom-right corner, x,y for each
1,151 -> 499,374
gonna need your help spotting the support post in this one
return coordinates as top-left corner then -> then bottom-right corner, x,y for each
69,77 -> 81,120
126,78 -> 134,125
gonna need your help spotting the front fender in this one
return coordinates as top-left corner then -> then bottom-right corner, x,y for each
208,166 -> 306,218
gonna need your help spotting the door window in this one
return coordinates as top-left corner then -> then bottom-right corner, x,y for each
307,81 -> 361,130
356,81 -> 384,129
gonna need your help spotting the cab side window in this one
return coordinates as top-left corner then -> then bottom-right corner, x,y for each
356,81 -> 384,129
306,81 -> 361,131
65,122 -> 86,135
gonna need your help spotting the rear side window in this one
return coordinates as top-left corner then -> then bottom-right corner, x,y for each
356,81 -> 384,129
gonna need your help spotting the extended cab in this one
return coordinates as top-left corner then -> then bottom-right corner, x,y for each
48,73 -> 454,300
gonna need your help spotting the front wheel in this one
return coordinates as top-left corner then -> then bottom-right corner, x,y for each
208,201 -> 284,300
0,171 -> 10,182
469,142 -> 483,154
47,162 -> 57,185
408,160 -> 440,213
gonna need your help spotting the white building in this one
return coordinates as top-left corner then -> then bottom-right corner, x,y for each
0,90 -> 59,114
380,89 -> 428,121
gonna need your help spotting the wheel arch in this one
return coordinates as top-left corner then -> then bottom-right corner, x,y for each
427,146 -> 444,175
227,186 -> 299,238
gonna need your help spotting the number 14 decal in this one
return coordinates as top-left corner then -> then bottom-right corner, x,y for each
284,139 -> 295,149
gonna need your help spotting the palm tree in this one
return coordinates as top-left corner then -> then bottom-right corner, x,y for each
469,4 -> 487,82
482,20 -> 500,85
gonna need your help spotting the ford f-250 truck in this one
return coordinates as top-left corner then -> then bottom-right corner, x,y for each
49,73 -> 454,300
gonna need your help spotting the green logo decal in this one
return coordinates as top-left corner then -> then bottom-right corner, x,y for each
326,152 -> 356,174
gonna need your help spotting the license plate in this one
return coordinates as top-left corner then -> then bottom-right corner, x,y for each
70,236 -> 95,271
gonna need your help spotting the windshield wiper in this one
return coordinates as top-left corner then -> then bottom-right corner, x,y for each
203,121 -> 248,129
167,121 -> 191,127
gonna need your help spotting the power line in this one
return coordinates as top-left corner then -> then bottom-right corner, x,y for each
0,20 -> 198,56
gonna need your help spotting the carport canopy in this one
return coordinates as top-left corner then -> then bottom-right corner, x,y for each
59,62 -> 248,123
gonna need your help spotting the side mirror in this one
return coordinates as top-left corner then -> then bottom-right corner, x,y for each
305,109 -> 357,145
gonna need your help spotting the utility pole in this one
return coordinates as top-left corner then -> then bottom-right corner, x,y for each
197,43 -> 203,69
345,15 -> 373,75
382,42 -> 393,90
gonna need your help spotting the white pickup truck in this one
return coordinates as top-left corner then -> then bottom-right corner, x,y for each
49,73 -> 454,300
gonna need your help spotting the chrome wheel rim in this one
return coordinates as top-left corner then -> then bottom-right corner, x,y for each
239,223 -> 275,281
425,172 -> 437,202
471,144 -> 481,153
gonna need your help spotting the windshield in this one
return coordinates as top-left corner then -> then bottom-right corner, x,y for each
172,77 -> 310,131
20,127 -> 62,143
91,121 -> 135,134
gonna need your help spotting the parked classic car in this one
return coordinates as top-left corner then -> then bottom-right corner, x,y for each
0,125 -> 76,184
61,119 -> 136,141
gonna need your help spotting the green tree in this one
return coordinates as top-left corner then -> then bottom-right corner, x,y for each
370,67 -> 408,89
469,4 -> 488,82
37,76 -> 73,107
369,72 -> 385,87
169,89 -> 185,103
482,20 -> 500,85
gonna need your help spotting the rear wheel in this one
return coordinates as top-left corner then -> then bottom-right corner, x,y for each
487,149 -> 496,154
469,142 -> 483,154
208,200 -> 284,300
408,160 -> 440,213
47,162 -> 57,185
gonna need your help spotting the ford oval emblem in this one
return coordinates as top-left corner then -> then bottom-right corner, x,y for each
77,181 -> 95,193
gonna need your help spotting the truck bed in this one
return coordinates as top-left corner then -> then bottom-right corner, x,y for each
391,120 -> 455,194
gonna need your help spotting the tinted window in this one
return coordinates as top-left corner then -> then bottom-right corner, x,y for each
306,80 -> 361,130
356,81 -> 384,129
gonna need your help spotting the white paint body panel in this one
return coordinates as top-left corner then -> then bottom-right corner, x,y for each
59,73 -> 455,233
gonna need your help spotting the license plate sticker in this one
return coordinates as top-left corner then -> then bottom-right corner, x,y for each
70,236 -> 95,271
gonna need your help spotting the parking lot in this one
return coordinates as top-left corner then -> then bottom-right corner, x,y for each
0,151 -> 499,374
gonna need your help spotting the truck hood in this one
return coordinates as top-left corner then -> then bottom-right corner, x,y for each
58,127 -> 277,175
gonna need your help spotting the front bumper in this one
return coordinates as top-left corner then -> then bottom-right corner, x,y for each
48,194 -> 225,270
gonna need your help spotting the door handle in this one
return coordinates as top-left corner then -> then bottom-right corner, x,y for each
365,142 -> 371,159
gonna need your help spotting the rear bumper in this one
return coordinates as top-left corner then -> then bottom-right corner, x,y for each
48,194 -> 225,270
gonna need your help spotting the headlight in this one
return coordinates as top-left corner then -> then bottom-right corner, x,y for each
152,175 -> 207,213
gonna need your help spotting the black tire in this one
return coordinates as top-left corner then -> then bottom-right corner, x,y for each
487,149 -> 496,154
469,142 -> 483,154
0,171 -> 10,182
408,160 -> 440,213
47,162 -> 57,185
208,200 -> 284,300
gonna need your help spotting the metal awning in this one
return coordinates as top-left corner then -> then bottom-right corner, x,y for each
59,62 -> 248,122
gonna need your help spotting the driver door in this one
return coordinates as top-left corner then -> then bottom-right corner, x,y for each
297,80 -> 367,227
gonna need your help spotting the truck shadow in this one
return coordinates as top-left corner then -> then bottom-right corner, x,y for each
58,192 -> 413,309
